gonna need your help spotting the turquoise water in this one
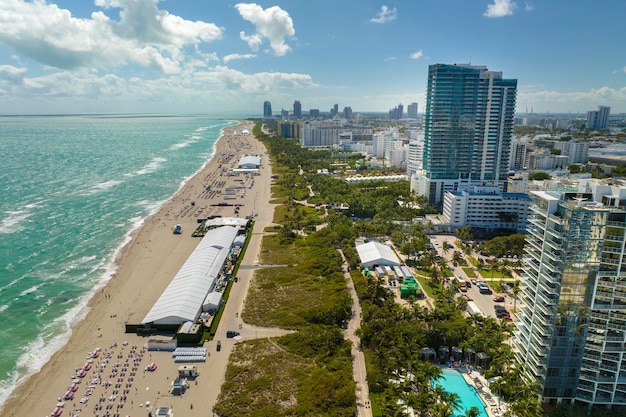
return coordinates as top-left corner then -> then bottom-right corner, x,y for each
434,369 -> 489,417
0,114 -> 238,407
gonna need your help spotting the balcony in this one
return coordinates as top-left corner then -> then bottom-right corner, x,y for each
602,246 -> 624,254
601,257 -> 621,265
599,362 -> 619,372
591,310 -> 610,320
607,221 -> 626,228
608,321 -> 626,332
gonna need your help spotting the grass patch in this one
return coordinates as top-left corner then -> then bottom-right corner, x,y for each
478,268 -> 510,279
463,267 -> 477,278
258,234 -> 302,265
414,275 -> 436,298
244,265 -> 350,329
214,329 -> 355,417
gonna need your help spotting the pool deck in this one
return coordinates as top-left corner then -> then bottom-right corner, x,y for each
458,369 -> 509,417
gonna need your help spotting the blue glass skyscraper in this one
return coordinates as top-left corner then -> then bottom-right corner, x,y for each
417,64 -> 517,204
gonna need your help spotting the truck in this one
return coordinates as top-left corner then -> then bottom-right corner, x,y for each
466,301 -> 486,317
178,365 -> 198,379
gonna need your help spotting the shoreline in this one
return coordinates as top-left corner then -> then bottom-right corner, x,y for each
0,119 -> 268,417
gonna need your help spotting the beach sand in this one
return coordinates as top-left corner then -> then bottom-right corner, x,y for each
0,120 -> 281,417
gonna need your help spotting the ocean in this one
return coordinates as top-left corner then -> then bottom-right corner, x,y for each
0,114 -> 238,407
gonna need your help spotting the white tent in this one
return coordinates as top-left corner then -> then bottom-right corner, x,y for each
204,217 -> 249,229
356,241 -> 400,268
237,155 -> 261,169
142,226 -> 238,325
202,291 -> 223,312
233,234 -> 246,247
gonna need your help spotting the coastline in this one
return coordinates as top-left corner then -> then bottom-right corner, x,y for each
0,119 -> 266,417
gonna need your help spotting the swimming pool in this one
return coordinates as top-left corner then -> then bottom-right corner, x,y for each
433,369 -> 489,417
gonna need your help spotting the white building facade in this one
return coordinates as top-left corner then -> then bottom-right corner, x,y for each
440,185 -> 532,233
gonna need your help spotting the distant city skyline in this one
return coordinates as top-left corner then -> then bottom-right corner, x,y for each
0,1 -> 625,115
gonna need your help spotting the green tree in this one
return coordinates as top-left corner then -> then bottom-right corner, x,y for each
529,171 -> 551,180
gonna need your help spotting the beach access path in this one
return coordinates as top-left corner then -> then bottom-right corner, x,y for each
0,120 -> 282,417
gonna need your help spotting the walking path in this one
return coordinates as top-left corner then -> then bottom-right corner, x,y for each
338,250 -> 373,417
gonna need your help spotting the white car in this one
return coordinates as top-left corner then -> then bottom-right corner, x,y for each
156,407 -> 174,417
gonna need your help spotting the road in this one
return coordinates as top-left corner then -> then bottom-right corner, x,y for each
199,142 -> 295,414
428,234 -> 513,319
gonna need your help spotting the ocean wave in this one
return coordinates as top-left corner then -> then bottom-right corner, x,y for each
125,157 -> 167,177
0,203 -> 40,234
18,285 -> 41,297
168,133 -> 203,150
81,179 -> 123,195
0,301 -> 91,409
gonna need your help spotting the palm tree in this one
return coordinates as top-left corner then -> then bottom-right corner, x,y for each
452,251 -> 464,266
429,267 -> 443,287
442,241 -> 451,256
421,251 -> 437,270
465,406 -> 481,417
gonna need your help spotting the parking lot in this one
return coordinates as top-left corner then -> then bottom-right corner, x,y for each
428,234 -> 515,320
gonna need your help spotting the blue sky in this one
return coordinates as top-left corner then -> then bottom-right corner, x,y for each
0,0 -> 624,115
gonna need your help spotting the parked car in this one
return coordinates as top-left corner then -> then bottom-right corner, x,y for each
216,340 -> 222,351
493,295 -> 505,302
479,286 -> 492,295
226,330 -> 240,338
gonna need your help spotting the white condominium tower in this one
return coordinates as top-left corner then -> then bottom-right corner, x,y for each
514,180 -> 626,406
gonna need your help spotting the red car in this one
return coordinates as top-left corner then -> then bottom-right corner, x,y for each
493,295 -> 505,302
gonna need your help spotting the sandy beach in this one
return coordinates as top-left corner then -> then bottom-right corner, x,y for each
0,120 -> 281,417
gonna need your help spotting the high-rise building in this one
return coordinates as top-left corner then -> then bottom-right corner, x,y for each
343,106 -> 353,119
278,120 -> 301,138
509,138 -> 529,170
586,106 -> 610,130
513,180 -> 626,406
293,100 -> 302,119
406,139 -> 424,179
407,102 -> 418,119
413,64 -> 517,204
389,104 -> 404,120
309,109 -> 320,119
263,101 -> 272,118
330,104 -> 339,117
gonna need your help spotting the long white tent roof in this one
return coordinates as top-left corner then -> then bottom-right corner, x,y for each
142,226 -> 238,325
356,241 -> 400,268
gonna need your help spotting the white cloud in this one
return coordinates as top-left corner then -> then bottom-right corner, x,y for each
0,0 -> 223,73
223,54 -> 257,64
484,0 -> 517,18
524,2 -> 534,12
0,64 -> 316,113
518,86 -> 626,112
370,5 -> 397,24
235,3 -> 295,56
197,66 -> 315,92
0,65 -> 26,84
410,50 -> 424,60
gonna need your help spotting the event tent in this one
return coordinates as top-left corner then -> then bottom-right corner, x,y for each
356,241 -> 400,268
142,226 -> 238,325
